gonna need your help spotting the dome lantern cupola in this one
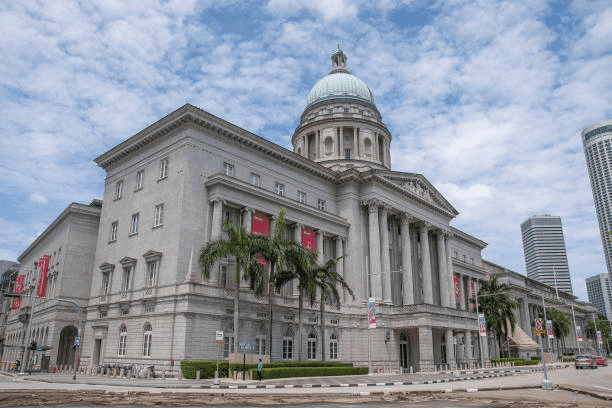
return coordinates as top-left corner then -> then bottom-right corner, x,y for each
292,47 -> 392,173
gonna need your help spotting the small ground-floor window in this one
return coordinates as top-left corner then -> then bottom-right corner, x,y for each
329,334 -> 338,360
307,333 -> 316,360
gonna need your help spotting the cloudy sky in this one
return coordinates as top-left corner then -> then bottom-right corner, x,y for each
1,0 -> 611,301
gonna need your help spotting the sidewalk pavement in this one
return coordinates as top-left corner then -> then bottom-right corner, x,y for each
1,363 -> 570,391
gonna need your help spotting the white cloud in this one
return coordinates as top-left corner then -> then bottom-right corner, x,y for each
29,193 -> 49,204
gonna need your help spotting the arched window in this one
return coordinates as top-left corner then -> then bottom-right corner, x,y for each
329,334 -> 338,360
143,323 -> 152,357
307,332 -> 317,360
118,325 -> 127,356
282,331 -> 293,360
364,138 -> 372,157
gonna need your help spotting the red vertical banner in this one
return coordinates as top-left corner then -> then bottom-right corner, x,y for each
14,275 -> 24,294
301,227 -> 315,251
470,279 -> 476,308
252,213 -> 269,236
252,214 -> 269,265
454,274 -> 460,305
11,297 -> 21,310
37,255 -> 50,297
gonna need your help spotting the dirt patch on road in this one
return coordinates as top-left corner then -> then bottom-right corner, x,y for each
0,389 -> 608,407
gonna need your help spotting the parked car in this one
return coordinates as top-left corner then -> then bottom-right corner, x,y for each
593,355 -> 608,367
575,355 -> 597,369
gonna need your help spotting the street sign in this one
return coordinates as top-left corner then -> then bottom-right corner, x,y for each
234,342 -> 254,350
74,336 -> 80,346
216,331 -> 223,343
535,318 -> 545,334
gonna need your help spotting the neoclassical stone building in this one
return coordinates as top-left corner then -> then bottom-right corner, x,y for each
76,47 -> 493,372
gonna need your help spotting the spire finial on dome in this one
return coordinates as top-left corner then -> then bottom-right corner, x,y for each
330,45 -> 350,74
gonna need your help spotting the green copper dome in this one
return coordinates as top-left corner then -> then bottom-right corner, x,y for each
305,72 -> 376,110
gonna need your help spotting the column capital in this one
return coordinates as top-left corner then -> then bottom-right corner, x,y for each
362,199 -> 381,213
400,213 -> 416,225
209,198 -> 226,206
417,221 -> 432,232
294,222 -> 303,230
436,227 -> 451,238
242,206 -> 254,214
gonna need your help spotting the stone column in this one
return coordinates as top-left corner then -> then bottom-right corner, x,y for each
316,230 -> 324,265
243,207 -> 253,233
209,199 -> 224,283
380,206 -> 392,303
445,235 -> 454,308
459,275 -> 466,311
367,201 -> 382,301
464,330 -> 473,364
400,213 -> 414,305
419,223 -> 433,304
418,326 -> 434,372
303,135 -> 308,158
335,236 -> 345,302
352,129 -> 358,158
446,328 -> 455,369
436,231 -> 449,307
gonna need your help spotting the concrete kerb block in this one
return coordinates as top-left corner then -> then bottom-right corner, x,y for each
196,370 -> 200,381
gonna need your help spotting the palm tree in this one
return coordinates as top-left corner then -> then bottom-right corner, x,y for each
258,208 -> 302,360
199,216 -> 266,348
539,307 -> 570,354
312,257 -> 354,361
275,246 -> 318,361
476,276 -> 519,358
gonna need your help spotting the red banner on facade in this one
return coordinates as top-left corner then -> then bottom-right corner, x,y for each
454,274 -> 460,305
470,279 -> 476,308
302,227 -> 315,251
252,213 -> 269,236
14,275 -> 24,294
252,214 -> 269,265
11,297 -> 21,310
37,255 -> 50,297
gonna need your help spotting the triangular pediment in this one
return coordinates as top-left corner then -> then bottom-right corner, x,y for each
377,172 -> 458,217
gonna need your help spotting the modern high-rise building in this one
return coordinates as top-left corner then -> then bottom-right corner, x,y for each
586,273 -> 612,320
520,215 -> 573,294
582,120 -> 612,275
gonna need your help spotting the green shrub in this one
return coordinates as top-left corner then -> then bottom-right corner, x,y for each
180,360 -> 229,379
530,356 -> 542,361
249,366 -> 368,380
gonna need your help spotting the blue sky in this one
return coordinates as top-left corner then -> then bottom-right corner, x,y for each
1,0 -> 611,301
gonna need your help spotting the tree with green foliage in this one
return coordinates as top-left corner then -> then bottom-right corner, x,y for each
585,315 -> 611,355
199,216 -> 267,347
275,245 -> 318,361
258,208 -> 303,360
476,276 -> 519,357
538,307 -> 571,354
312,257 -> 354,361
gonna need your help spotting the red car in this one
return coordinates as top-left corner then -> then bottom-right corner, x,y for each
593,356 -> 608,367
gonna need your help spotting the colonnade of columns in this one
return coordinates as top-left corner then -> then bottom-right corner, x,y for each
364,199 -> 455,307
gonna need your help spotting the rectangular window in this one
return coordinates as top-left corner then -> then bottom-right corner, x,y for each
318,199 -> 326,211
223,162 -> 234,177
110,222 -> 118,242
297,191 -> 306,204
343,107 -> 349,113
130,213 -> 139,235
102,272 -> 111,295
154,204 -> 164,227
136,170 -> 144,191
344,149 -> 351,160
275,183 -> 284,196
257,338 -> 266,355
223,335 -> 234,358
122,266 -> 132,291
159,158 -> 168,180
143,331 -> 152,357
115,180 -> 123,200
251,173 -> 261,187
329,340 -> 338,360
282,339 -> 293,360
146,261 -> 157,287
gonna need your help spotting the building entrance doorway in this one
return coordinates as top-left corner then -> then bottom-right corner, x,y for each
93,339 -> 102,366
399,333 -> 410,372
56,326 -> 77,367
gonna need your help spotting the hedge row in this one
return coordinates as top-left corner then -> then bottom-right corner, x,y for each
249,366 -> 368,380
180,360 -> 355,380
489,357 -> 540,366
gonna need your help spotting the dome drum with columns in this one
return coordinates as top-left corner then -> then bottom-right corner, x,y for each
292,47 -> 392,172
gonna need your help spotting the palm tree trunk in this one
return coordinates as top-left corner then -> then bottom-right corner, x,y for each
320,299 -> 325,362
298,291 -> 303,362
268,281 -> 274,361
